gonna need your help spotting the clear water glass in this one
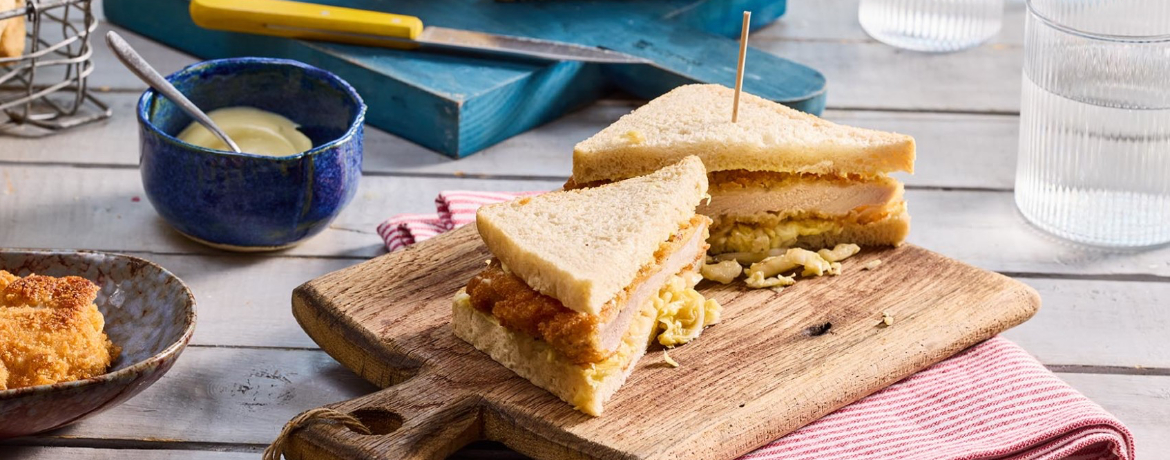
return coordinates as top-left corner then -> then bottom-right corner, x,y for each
1015,0 -> 1170,248
858,0 -> 1004,52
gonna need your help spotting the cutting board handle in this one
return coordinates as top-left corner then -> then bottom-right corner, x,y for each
288,371 -> 482,460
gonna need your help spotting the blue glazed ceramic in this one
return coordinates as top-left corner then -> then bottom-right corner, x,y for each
0,250 -> 196,438
138,58 -> 366,251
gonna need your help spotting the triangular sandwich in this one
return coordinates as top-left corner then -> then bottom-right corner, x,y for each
571,84 -> 915,257
452,156 -> 720,416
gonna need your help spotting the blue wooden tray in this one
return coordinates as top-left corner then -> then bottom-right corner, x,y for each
104,0 -> 825,158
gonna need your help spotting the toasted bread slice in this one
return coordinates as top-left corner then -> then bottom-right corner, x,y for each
475,156 -> 708,316
572,84 -> 915,184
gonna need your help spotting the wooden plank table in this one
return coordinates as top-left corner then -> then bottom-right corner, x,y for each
3,0 -> 1168,458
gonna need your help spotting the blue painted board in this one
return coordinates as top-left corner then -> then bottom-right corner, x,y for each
104,0 -> 825,158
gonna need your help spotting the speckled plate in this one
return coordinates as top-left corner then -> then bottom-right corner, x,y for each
0,250 -> 197,438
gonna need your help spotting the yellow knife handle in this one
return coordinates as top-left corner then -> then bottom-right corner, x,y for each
190,0 -> 424,48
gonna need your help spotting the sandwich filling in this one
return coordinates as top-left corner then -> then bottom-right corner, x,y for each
708,201 -> 908,255
568,170 -> 908,256
466,216 -> 711,364
453,278 -> 661,416
699,170 -> 903,219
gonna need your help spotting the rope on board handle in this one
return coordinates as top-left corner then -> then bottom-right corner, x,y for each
263,408 -> 372,460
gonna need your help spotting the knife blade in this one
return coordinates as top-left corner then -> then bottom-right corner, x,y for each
190,0 -> 649,64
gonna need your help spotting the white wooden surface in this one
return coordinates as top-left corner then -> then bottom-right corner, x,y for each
3,0 -> 1168,458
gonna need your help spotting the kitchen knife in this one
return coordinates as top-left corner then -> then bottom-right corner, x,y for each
189,0 -> 649,64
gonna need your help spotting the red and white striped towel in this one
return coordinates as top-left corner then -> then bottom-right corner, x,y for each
376,191 -> 1135,460
377,191 -> 544,252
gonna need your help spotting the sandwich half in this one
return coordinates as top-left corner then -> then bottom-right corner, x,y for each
452,156 -> 719,416
570,84 -> 915,257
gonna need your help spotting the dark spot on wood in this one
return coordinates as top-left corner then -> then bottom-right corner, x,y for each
804,322 -> 832,337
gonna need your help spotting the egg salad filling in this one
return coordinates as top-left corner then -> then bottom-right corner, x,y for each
741,245 -> 858,288
653,271 -> 721,347
708,218 -> 845,255
701,243 -> 863,290
468,217 -> 710,365
700,260 -> 742,284
707,198 -> 906,257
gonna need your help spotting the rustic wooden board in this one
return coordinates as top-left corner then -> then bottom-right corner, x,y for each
286,224 -> 1039,459
101,0 -> 826,158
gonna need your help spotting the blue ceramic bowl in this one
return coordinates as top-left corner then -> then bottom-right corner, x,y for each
0,250 -> 196,438
138,58 -> 366,251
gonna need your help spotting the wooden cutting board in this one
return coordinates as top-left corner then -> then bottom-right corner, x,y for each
103,0 -> 824,157
288,225 -> 1039,460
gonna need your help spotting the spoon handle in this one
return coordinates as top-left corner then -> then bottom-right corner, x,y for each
105,31 -> 243,153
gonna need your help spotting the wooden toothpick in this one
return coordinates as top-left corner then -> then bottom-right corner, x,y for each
732,11 -> 751,123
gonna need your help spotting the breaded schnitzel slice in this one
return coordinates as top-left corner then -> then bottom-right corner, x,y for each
0,270 -> 120,391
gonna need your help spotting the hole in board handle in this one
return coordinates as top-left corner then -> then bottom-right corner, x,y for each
350,409 -> 405,435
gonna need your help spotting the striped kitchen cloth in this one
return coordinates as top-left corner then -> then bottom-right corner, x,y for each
376,191 -> 1135,460
377,191 -> 543,251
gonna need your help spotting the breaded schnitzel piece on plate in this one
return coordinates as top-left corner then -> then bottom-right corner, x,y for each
0,270 -> 120,391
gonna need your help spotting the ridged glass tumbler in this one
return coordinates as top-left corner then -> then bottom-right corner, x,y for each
859,0 -> 1004,52
1015,0 -> 1170,248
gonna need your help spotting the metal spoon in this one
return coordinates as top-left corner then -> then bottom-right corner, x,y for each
105,31 -> 242,153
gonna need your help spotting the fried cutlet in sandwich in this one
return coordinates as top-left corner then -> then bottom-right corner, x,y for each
569,84 -> 916,259
0,271 -> 120,390
452,156 -> 720,416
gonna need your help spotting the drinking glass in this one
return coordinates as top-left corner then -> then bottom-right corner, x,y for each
1015,0 -> 1170,248
858,0 -> 1004,52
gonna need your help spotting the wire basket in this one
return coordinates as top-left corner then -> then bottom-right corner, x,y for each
0,0 -> 109,137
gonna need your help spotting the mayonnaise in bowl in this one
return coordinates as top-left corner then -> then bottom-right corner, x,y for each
177,106 -> 313,156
